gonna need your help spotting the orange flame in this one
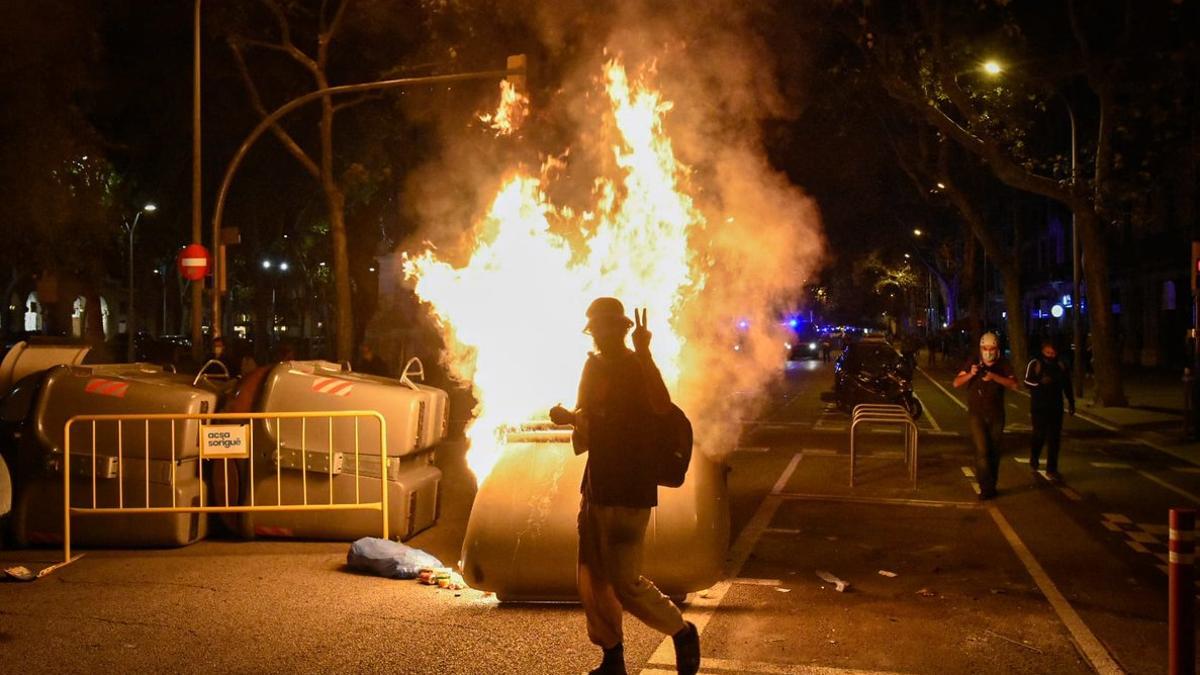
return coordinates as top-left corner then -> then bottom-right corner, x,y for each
406,60 -> 702,481
478,79 -> 528,136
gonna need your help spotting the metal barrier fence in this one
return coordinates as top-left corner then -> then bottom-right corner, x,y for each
849,403 -> 918,487
61,410 -> 388,563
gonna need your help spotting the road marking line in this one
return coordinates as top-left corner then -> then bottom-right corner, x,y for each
1138,523 -> 1169,535
733,578 -> 784,586
1091,461 -> 1132,469
1125,540 -> 1151,554
765,527 -> 803,535
1101,520 -> 1124,532
917,367 -> 966,411
915,394 -> 942,431
1059,487 -> 1083,502
1013,457 -> 1030,464
773,453 -> 803,495
1127,530 -> 1158,544
961,466 -> 976,478
987,506 -> 1126,674
1102,513 -> 1132,524
1137,470 -> 1200,505
643,454 -> 800,671
645,657 -> 908,675
971,483 -> 982,495
776,493 -> 980,509
803,448 -> 839,457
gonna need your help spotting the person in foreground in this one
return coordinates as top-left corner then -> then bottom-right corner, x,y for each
550,297 -> 700,675
953,332 -> 1019,500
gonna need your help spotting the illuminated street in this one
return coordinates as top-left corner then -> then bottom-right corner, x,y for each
3,2 -> 1199,673
1,358 -> 1192,673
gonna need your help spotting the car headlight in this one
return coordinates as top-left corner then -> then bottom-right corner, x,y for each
809,342 -> 818,350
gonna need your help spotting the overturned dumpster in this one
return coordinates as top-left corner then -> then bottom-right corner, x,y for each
221,360 -> 445,542
459,424 -> 729,601
2,363 -> 213,547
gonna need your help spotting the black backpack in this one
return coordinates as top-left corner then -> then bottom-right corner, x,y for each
651,403 -> 693,488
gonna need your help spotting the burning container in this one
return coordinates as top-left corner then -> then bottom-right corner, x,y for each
1,363 -> 213,547
228,360 -> 444,541
459,425 -> 729,601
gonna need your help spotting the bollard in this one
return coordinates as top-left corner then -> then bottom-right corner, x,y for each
1169,508 -> 1196,675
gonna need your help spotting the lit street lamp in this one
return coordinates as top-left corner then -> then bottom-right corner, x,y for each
262,260 -> 288,351
124,202 -> 157,361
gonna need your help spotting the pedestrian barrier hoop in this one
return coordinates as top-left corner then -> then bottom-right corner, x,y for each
849,403 -> 918,488
61,410 -> 389,564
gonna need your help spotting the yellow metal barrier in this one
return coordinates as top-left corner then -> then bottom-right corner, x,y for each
62,410 -> 389,563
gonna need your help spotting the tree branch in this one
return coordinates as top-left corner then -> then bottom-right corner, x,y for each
258,0 -> 321,77
331,91 -> 385,113
318,0 -> 350,70
228,41 -> 321,180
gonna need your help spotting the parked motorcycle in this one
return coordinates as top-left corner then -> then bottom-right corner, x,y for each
823,339 -> 923,419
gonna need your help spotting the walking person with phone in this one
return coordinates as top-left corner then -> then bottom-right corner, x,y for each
549,297 -> 700,675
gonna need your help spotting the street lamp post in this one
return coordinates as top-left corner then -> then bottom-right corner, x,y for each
124,203 -> 157,361
983,58 -> 1084,396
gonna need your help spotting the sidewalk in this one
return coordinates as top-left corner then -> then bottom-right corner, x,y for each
919,349 -> 1200,466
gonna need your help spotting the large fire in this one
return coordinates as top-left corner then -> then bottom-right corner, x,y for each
404,58 -> 822,482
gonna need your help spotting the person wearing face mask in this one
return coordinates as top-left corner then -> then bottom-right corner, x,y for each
953,332 -> 1019,500
1024,339 -> 1075,481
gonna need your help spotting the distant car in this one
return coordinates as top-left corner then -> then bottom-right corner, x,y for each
787,335 -> 821,361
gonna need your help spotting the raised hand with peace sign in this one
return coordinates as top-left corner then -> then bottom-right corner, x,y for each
631,307 -> 652,354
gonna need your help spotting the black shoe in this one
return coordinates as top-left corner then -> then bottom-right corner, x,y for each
978,487 -> 997,501
673,621 -> 700,675
589,644 -> 626,675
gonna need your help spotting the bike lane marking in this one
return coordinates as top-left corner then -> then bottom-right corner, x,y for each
640,452 -> 803,673
987,505 -> 1126,674
915,367 -> 965,411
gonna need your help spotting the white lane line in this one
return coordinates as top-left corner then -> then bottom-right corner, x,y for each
765,527 -> 803,535
1125,540 -> 1151,554
642,453 -> 800,672
961,466 -> 976,478
776,493 -> 980,509
1137,470 -> 1200,505
645,658 -> 908,675
916,394 -> 942,431
917,367 -> 966,411
1013,457 -> 1031,464
803,448 -> 839,457
773,452 -> 803,495
1102,513 -> 1132,524
987,506 -> 1126,674
732,578 -> 784,586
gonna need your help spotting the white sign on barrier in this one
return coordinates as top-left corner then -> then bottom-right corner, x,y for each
202,424 -> 250,459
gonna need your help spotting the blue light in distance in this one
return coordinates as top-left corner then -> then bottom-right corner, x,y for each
788,318 -> 799,329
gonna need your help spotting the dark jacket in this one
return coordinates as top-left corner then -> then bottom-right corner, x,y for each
573,348 -> 671,508
1024,356 -> 1074,412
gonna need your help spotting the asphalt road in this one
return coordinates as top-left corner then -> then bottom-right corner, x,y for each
0,357 -> 1195,674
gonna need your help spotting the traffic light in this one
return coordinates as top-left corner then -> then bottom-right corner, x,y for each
506,54 -> 527,98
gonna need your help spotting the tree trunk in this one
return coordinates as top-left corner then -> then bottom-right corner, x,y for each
961,233 -> 981,339
316,73 -> 354,363
1076,207 -> 1127,405
999,265 -> 1028,373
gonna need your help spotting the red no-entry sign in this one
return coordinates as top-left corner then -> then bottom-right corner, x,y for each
177,244 -> 211,281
